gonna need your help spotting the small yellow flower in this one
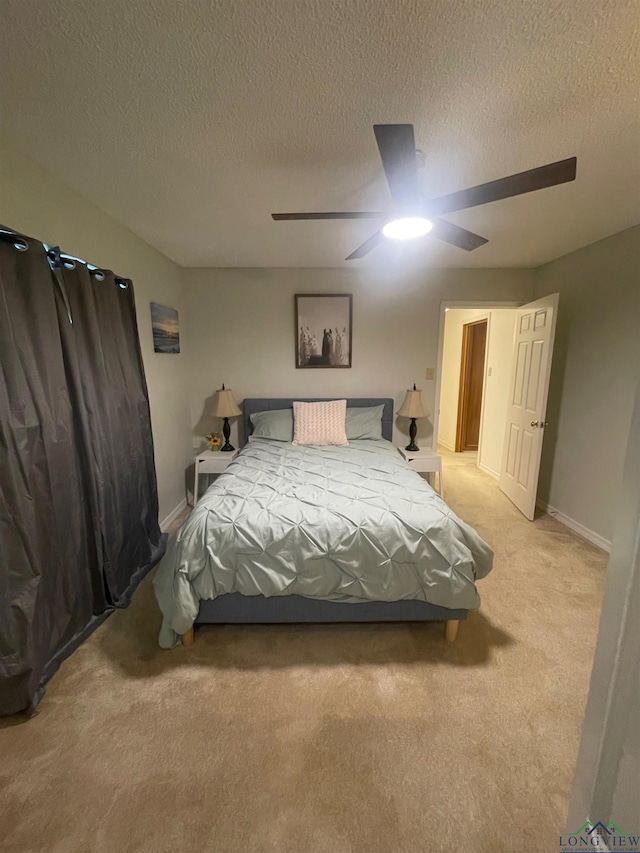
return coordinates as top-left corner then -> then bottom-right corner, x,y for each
206,432 -> 222,450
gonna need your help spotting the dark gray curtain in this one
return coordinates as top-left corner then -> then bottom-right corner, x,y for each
0,231 -> 164,716
54,260 -> 161,604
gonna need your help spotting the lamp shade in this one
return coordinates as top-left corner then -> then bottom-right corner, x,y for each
213,386 -> 241,418
397,387 -> 430,419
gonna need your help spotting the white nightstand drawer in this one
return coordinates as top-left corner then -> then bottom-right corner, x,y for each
196,450 -> 238,474
194,450 -> 238,503
397,447 -> 444,496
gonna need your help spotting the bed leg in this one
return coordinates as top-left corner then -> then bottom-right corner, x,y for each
182,626 -> 195,647
444,620 -> 460,643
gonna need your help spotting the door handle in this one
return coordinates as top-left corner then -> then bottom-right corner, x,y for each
530,420 -> 539,428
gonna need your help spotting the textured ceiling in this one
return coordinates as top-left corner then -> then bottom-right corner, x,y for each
1,0 -> 639,268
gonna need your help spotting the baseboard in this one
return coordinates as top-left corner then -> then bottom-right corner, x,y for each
438,439 -> 454,452
478,461 -> 500,481
160,497 -> 187,532
536,500 -> 611,553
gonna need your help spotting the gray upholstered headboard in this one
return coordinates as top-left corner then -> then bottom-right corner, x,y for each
242,398 -> 394,444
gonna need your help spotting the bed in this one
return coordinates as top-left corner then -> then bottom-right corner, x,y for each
153,397 -> 493,647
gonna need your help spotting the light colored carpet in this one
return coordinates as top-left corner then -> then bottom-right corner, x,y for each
0,451 -> 608,853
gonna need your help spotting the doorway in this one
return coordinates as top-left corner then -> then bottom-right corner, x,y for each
434,297 -> 560,520
455,319 -> 488,452
435,304 -> 518,480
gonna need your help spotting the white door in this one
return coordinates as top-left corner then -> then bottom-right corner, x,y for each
499,293 -> 559,519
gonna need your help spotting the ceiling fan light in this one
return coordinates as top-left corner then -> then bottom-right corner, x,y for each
382,216 -> 433,240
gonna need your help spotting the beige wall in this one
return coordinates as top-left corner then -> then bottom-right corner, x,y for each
184,267 -> 534,450
439,307 -> 517,476
0,137 -> 192,522
534,225 -> 640,544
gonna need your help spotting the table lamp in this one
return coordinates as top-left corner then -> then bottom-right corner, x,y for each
213,384 -> 242,451
398,384 -> 430,452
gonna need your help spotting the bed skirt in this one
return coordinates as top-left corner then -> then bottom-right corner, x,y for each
196,593 -> 468,624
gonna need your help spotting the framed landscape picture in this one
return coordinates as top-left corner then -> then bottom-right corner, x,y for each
150,302 -> 180,353
295,293 -> 352,368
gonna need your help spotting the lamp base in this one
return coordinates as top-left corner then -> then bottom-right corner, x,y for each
220,417 -> 235,452
405,417 -> 419,452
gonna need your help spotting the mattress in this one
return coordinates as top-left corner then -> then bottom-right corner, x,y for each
153,439 -> 493,647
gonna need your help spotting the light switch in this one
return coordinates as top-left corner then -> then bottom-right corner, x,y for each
488,367 -> 493,376
425,367 -> 434,380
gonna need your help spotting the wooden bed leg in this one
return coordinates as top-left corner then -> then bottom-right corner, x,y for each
444,620 -> 460,643
182,626 -> 195,647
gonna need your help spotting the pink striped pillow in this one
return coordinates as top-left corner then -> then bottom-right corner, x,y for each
292,400 -> 348,446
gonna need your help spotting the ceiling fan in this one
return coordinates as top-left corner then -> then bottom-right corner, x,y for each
272,124 -> 577,260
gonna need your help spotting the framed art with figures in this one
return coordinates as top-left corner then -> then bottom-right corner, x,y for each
295,294 -> 352,369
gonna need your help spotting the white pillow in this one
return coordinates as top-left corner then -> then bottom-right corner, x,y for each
292,400 -> 348,446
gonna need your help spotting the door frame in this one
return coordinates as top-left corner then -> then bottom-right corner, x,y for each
433,300 -> 522,456
455,318 -> 489,452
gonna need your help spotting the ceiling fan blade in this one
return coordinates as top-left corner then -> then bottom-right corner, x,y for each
373,124 -> 420,205
428,157 -> 577,216
431,219 -> 488,251
272,212 -> 382,220
346,231 -> 384,260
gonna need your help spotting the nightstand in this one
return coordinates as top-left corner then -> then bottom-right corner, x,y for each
193,450 -> 239,504
397,447 -> 444,497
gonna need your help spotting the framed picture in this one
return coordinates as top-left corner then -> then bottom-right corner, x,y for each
295,293 -> 352,369
150,302 -> 180,353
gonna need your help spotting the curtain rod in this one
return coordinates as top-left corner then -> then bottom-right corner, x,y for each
0,226 -> 129,287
